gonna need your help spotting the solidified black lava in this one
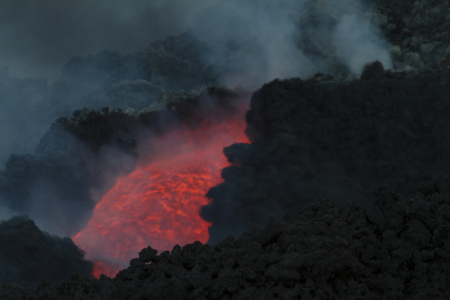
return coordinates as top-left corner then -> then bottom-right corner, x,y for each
1,0 -> 450,296
203,66 -> 450,244
2,175 -> 450,299
2,67 -> 450,297
0,216 -> 92,286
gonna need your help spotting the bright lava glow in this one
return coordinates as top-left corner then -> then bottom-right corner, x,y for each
73,104 -> 249,278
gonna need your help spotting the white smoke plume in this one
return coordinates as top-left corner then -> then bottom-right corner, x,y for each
0,0 -> 391,83
0,0 -> 392,164
190,0 -> 392,88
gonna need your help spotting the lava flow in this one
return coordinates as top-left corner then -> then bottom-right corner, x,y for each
73,103 -> 249,278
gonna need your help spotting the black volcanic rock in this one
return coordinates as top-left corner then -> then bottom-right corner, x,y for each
2,176 -> 450,298
0,108 -> 139,238
203,66 -> 450,244
0,87 -> 248,239
360,61 -> 385,80
0,216 -> 92,286
370,0 -> 450,69
2,0 -> 450,296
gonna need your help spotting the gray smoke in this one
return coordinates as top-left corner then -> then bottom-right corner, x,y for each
0,107 -> 138,237
0,70 -> 50,166
0,0 -> 218,166
190,0 -> 393,88
0,0 -> 392,165
190,0 -> 313,88
0,0 -> 397,283
327,1 -> 393,74
0,215 -> 93,285
0,0 -> 393,235
0,0 -> 392,83
0,0 -> 216,81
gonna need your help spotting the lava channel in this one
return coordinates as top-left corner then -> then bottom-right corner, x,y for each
73,105 -> 249,278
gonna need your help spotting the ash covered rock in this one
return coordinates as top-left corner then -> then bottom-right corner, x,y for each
3,176 -> 450,298
0,216 -> 92,286
203,66 -> 450,244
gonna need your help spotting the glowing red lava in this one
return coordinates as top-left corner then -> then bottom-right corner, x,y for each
73,103 -> 249,278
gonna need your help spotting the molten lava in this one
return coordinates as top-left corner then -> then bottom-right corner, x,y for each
73,104 -> 249,278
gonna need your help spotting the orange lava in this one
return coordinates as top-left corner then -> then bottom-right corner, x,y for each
73,104 -> 249,278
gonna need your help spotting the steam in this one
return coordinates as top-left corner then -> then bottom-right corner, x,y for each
190,0 -> 392,88
332,5 -> 393,74
0,0 -> 392,83
190,0 -> 312,88
0,0 -> 393,164
0,201 -> 14,222
0,0 -> 216,166
0,0 -> 216,81
0,71 -> 50,165
0,0 -> 394,226
0,216 -> 93,285
0,0 -> 395,283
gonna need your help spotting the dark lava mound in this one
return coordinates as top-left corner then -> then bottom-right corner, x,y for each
2,66 -> 450,299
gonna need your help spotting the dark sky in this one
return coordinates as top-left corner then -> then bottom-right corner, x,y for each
0,0 -> 216,80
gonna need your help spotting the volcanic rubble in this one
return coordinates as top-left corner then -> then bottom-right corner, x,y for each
204,64 -> 450,244
2,174 -> 450,299
2,0 -> 450,297
0,65 -> 449,298
0,87 -> 248,285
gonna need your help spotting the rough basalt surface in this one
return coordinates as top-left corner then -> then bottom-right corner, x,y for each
0,216 -> 92,286
0,87 -> 249,285
2,67 -> 450,297
2,176 -> 450,299
1,0 -> 450,297
203,66 -> 450,244
371,0 -> 450,69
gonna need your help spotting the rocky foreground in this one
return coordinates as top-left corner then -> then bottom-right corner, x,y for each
0,65 -> 449,298
1,0 -> 450,297
1,175 -> 450,299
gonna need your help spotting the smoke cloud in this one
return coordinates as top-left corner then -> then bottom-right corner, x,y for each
0,0 -> 392,164
330,2 -> 393,74
0,0 -> 392,83
0,0 -> 397,283
0,215 -> 93,285
190,0 -> 312,88
0,71 -> 50,165
0,0 -> 218,166
190,0 -> 393,88
0,107 -> 138,238
0,0 -> 394,226
0,0 -> 216,81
